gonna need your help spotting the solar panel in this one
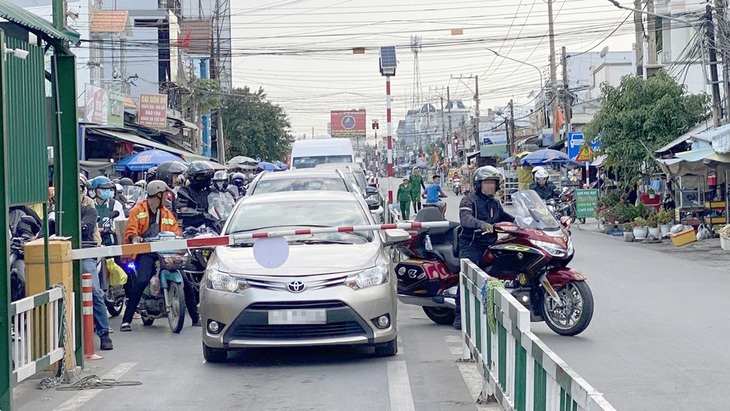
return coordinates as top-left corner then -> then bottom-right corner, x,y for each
379,46 -> 397,69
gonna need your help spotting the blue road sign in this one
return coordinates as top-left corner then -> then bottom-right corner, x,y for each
567,132 -> 599,159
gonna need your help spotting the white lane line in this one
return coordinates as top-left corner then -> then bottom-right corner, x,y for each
449,346 -> 463,356
55,362 -> 137,411
387,361 -> 415,411
397,335 -> 404,355
445,335 -> 461,343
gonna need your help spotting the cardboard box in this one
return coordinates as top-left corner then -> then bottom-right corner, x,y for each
670,229 -> 697,247
24,238 -> 71,263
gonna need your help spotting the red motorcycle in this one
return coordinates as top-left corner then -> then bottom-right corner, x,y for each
395,190 -> 594,336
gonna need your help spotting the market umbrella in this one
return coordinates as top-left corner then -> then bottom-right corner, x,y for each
228,163 -> 257,171
115,149 -> 187,172
519,149 -> 580,167
208,161 -> 227,170
501,151 -> 531,164
227,155 -> 258,166
258,161 -> 282,171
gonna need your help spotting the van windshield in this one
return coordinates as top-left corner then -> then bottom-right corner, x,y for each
293,155 -> 353,168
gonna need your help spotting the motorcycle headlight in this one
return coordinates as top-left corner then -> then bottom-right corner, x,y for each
566,237 -> 574,256
530,239 -> 568,258
206,269 -> 249,293
345,264 -> 389,290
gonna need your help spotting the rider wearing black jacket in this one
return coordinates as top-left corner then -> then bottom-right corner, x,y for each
529,169 -> 560,201
173,161 -> 215,229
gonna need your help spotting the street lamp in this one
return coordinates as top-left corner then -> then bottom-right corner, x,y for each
486,48 -> 547,130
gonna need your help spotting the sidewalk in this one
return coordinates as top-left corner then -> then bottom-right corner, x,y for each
575,220 -> 730,268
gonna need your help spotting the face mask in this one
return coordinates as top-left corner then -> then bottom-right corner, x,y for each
100,189 -> 115,200
214,181 -> 226,191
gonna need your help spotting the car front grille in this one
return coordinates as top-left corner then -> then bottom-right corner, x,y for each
228,322 -> 366,340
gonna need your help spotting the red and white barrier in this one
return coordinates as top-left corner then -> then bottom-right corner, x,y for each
82,273 -> 102,360
69,221 -> 451,261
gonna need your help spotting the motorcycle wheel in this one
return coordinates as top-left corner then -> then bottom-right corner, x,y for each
422,307 -> 456,325
105,295 -> 124,317
541,281 -> 594,336
167,282 -> 187,334
579,218 -> 586,224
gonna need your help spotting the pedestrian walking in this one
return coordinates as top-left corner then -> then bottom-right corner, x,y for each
397,177 -> 412,220
409,167 -> 426,214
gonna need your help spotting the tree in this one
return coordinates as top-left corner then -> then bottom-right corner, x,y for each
220,86 -> 294,161
583,70 -> 708,187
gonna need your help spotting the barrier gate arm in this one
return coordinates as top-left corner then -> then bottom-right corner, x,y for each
69,221 -> 451,261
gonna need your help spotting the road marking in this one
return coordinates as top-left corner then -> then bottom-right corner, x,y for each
449,346 -> 462,356
445,335 -> 461,343
387,361 -> 415,411
397,335 -> 403,355
55,362 -> 137,411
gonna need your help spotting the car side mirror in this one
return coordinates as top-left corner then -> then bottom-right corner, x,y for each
384,229 -> 410,245
365,198 -> 380,211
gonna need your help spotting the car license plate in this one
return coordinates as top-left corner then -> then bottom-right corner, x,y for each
268,309 -> 326,325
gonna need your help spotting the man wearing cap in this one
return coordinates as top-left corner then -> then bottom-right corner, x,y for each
397,177 -> 413,220
120,180 -> 181,332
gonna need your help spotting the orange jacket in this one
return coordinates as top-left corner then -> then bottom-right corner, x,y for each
124,200 -> 181,244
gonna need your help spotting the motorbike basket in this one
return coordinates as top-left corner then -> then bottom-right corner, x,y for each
160,253 -> 190,270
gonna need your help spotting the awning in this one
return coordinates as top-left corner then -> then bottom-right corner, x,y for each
674,147 -> 730,164
90,128 -> 210,163
0,3 -> 80,44
655,122 -> 712,154
168,115 -> 199,130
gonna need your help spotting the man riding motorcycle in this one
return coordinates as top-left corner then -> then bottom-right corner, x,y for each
456,166 -> 515,329
529,169 -> 560,201
120,180 -> 182,331
174,161 -> 215,229
228,172 -> 247,199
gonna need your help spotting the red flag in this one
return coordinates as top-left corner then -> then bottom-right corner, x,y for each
554,107 -> 565,137
178,31 -> 191,48
433,150 -> 440,164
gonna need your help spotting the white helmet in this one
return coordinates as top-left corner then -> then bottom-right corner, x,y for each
147,180 -> 172,196
535,169 -> 549,180
532,166 -> 546,175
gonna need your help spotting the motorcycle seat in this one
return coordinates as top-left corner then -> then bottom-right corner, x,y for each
414,207 -> 459,236
431,243 -> 461,274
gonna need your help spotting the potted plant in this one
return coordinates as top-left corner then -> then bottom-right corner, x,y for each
646,213 -> 661,239
656,209 -> 675,238
632,217 -> 648,240
647,188 -> 657,199
623,222 -> 634,242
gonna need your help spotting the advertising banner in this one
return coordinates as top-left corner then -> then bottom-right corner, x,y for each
575,189 -> 599,218
139,93 -> 168,128
107,90 -> 125,127
330,110 -> 366,138
84,84 -> 107,125
481,131 -> 508,145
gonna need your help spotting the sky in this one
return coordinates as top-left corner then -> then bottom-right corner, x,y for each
229,0 -> 644,139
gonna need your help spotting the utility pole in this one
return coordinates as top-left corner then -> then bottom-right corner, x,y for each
717,0 -> 730,121
547,0 -> 559,117
561,46 -> 571,134
706,4 -> 722,126
474,75 -> 480,152
447,86 -> 453,155
440,96 -> 446,152
647,0 -> 657,65
509,99 -> 516,155
633,0 -> 644,77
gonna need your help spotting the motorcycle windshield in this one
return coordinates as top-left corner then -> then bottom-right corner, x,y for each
208,192 -> 236,220
511,190 -> 561,231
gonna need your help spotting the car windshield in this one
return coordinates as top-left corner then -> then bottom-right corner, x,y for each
511,190 -> 561,230
293,155 -> 352,169
226,200 -> 372,243
253,177 -> 347,194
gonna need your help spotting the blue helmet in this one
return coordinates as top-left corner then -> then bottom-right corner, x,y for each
90,176 -> 114,190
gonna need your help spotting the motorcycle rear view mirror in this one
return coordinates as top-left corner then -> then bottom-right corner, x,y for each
110,210 -> 120,219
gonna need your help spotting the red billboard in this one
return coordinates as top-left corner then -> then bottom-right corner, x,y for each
330,110 -> 366,138
138,93 -> 168,128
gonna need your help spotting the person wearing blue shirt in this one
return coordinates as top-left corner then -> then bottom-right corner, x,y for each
422,175 -> 448,216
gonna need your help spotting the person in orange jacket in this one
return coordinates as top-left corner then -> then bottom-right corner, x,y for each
120,180 -> 181,331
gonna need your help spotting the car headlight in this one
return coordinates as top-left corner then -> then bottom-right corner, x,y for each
206,269 -> 249,293
530,239 -> 568,258
346,264 -> 389,290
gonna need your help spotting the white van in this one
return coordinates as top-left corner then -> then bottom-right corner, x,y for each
290,135 -> 355,169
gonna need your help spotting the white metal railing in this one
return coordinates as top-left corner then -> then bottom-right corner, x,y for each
459,260 -> 615,411
10,287 -> 66,386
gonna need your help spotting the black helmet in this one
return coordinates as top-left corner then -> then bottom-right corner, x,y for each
157,161 -> 189,186
186,161 -> 215,189
119,177 -> 134,186
231,172 -> 246,187
146,166 -> 158,183
473,166 -> 502,193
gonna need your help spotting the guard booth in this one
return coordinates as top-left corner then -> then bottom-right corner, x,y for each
0,3 -> 81,410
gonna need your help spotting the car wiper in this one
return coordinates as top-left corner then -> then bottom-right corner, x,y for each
228,224 -> 330,235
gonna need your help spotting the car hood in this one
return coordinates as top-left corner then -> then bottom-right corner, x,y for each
211,241 -> 382,276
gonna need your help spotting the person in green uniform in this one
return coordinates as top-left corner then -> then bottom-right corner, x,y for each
397,177 -> 412,220
409,167 -> 426,215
